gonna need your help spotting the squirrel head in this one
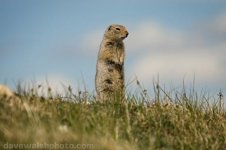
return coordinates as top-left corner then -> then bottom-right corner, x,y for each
104,24 -> 129,41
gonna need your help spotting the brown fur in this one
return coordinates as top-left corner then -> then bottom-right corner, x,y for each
95,24 -> 129,101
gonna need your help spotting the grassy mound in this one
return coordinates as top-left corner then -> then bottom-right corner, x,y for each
0,84 -> 225,150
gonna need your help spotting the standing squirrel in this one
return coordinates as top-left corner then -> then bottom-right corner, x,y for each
95,24 -> 129,101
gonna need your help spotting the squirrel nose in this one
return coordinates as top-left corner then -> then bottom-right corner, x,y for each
125,31 -> 129,37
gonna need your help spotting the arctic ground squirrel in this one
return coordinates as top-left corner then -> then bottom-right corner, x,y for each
95,24 -> 129,101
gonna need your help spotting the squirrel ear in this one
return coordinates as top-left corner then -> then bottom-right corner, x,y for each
107,25 -> 112,31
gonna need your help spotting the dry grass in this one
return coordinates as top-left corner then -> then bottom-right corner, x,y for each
0,83 -> 225,150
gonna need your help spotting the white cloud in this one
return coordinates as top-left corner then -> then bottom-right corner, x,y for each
125,16 -> 226,89
192,12 -> 226,44
210,13 -> 226,34
34,75 -> 76,96
130,49 -> 224,84
126,22 -> 185,53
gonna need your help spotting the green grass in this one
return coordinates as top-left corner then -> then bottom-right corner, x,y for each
0,83 -> 226,150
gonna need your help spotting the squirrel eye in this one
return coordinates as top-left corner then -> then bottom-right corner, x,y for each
115,27 -> 120,31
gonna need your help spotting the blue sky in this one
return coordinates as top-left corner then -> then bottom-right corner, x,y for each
1,0 -> 226,96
